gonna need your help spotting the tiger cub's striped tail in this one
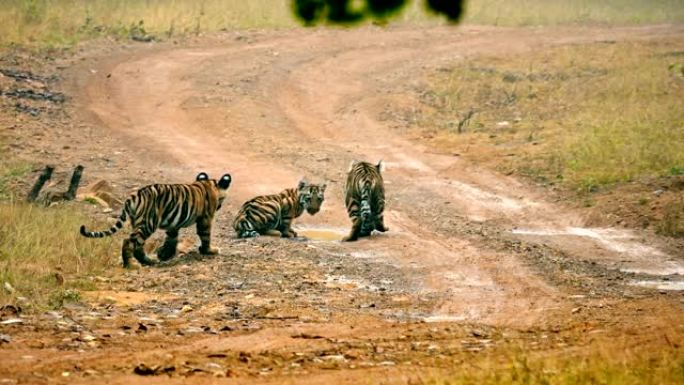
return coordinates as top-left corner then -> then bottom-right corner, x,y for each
80,203 -> 128,238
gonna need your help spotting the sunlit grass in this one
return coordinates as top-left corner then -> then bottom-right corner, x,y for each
424,348 -> 684,385
418,39 -> 684,191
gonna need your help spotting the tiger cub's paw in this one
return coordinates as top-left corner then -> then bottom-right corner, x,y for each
200,246 -> 219,255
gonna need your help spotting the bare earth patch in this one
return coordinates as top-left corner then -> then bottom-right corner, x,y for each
1,25 -> 683,384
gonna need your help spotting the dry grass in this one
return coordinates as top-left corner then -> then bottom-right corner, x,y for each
0,201 -> 116,310
424,347 -> 684,385
0,153 -> 115,310
2,1 -> 683,48
417,38 -> 684,191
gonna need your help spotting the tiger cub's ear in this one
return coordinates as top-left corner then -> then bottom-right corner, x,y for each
298,178 -> 308,190
196,172 -> 209,181
218,174 -> 232,189
347,160 -> 359,172
377,160 -> 385,173
320,183 -> 327,193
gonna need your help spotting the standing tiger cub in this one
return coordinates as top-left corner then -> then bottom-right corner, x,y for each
233,179 -> 326,238
343,160 -> 388,242
80,172 -> 232,268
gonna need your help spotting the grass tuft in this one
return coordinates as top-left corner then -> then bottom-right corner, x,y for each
0,201 -> 116,310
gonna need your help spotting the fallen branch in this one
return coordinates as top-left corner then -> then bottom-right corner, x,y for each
26,165 -> 54,203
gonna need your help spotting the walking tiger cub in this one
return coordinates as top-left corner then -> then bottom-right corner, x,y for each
343,160 -> 388,241
233,179 -> 326,238
80,172 -> 232,268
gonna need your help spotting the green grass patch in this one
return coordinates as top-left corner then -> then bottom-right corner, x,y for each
0,201 -> 116,310
2,1 -> 683,48
418,38 -> 684,190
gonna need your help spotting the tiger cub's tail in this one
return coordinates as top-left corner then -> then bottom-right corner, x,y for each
80,203 -> 128,238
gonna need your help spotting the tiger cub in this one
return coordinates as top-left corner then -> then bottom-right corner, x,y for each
233,179 -> 326,238
343,160 -> 388,242
80,172 -> 232,268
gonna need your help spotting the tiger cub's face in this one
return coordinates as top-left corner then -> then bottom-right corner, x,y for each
298,180 -> 326,215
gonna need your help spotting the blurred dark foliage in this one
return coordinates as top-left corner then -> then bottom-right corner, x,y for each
292,0 -> 465,25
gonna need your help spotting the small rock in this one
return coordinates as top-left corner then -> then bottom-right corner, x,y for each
321,355 -> 346,362
3,282 -> 14,294
0,334 -> 11,344
80,334 -> 97,342
181,305 -> 193,313
379,361 -> 396,366
571,307 -> 582,314
496,121 -> 511,128
0,318 -> 23,325
654,189 -> 664,197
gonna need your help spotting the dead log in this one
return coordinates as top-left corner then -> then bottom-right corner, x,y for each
64,165 -> 84,200
26,165 -> 54,203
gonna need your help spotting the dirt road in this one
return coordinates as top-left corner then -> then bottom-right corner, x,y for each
2,24 -> 683,384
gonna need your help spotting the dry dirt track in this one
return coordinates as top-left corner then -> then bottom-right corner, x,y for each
2,24 -> 684,384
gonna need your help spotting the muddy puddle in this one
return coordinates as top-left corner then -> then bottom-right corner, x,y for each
298,227 -> 346,242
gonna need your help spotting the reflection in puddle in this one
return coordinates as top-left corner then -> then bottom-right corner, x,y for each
423,314 -> 467,323
631,280 -> 684,291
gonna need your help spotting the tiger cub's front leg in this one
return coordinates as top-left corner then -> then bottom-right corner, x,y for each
278,217 -> 297,238
196,217 -> 218,255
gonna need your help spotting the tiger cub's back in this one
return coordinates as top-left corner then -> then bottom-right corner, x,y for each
343,160 -> 388,241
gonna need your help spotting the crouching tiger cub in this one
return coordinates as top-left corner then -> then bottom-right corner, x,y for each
233,179 -> 326,238
343,160 -> 388,242
80,172 -> 232,268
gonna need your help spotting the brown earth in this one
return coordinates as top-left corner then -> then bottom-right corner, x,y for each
1,24 -> 683,384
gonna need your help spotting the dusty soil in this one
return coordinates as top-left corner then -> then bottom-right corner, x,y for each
1,24 -> 683,384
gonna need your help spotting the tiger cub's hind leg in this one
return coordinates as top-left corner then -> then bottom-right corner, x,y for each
157,229 -> 179,261
342,216 -> 362,242
197,218 -> 218,255
375,214 -> 389,232
130,228 -> 157,267
121,238 -> 135,268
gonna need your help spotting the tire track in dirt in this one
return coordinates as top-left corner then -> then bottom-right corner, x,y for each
80,25 -> 683,329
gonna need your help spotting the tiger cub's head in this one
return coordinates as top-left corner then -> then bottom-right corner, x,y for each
196,172 -> 232,210
298,179 -> 326,215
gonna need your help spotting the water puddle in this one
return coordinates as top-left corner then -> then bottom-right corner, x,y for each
298,227 -> 346,242
630,280 -> 684,291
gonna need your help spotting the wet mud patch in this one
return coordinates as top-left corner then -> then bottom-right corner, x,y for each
81,290 -> 175,306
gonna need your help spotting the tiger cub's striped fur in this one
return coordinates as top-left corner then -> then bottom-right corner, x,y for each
343,160 -> 388,242
233,180 -> 326,238
80,172 -> 231,268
